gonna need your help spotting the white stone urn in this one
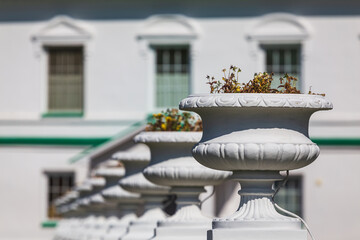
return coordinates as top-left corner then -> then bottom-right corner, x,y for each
134,131 -> 231,240
98,160 -> 142,240
115,151 -> 170,240
180,93 -> 332,240
87,177 -> 108,240
76,181 -> 93,211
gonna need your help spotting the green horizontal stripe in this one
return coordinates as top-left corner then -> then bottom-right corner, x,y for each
42,112 -> 83,118
312,138 -> 360,146
0,137 -> 109,146
41,220 -> 57,228
0,136 -> 358,146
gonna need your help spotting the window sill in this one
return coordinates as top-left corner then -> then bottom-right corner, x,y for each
42,112 -> 83,118
41,220 -> 57,228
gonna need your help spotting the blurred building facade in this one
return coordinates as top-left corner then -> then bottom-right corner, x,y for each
0,0 -> 360,239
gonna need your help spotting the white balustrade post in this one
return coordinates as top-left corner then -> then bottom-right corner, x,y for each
114,151 -> 170,240
135,131 -> 231,240
99,160 -> 142,240
180,93 -> 333,240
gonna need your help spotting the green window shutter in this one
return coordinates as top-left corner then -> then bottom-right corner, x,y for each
154,46 -> 190,107
47,47 -> 84,113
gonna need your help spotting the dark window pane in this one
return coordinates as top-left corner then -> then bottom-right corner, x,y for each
46,172 -> 75,218
274,175 -> 303,217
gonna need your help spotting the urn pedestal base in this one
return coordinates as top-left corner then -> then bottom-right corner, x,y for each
154,205 -> 211,240
121,207 -> 166,240
103,212 -> 137,240
153,187 -> 211,240
121,196 -> 167,240
210,171 -> 306,240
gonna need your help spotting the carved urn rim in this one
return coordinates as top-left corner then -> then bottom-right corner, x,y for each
112,151 -> 150,162
134,131 -> 202,143
95,167 -> 125,178
179,93 -> 333,110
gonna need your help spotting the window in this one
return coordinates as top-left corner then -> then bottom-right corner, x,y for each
274,175 -> 303,217
263,45 -> 301,89
46,172 -> 75,218
47,47 -> 84,113
154,46 -> 190,107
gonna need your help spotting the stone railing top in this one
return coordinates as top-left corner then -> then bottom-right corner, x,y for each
95,167 -> 125,178
179,93 -> 333,110
112,151 -> 150,162
134,131 -> 202,143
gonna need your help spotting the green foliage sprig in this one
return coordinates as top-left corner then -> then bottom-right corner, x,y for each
206,65 -> 301,94
146,108 -> 202,132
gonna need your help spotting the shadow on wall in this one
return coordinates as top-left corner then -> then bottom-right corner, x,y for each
215,181 -> 240,218
1,0 -> 360,21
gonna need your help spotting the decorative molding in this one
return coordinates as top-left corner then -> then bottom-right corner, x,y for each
247,13 -> 311,42
144,161 -> 231,186
180,93 -> 333,109
134,131 -> 202,143
137,14 -> 200,41
33,15 -> 92,44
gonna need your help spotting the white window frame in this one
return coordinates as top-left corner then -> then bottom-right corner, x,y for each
137,15 -> 200,112
246,13 -> 311,92
32,16 -> 92,117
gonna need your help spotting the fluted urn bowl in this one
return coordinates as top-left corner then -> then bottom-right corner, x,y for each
135,131 -> 231,187
180,93 -> 333,171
